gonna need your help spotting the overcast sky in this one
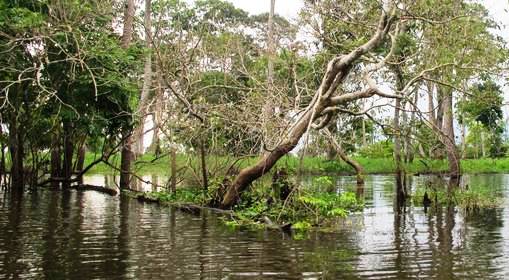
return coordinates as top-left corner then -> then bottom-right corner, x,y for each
225,0 -> 509,39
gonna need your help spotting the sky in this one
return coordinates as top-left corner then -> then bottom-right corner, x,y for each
224,0 -> 509,39
226,0 -> 304,19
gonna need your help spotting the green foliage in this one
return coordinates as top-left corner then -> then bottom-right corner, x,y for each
227,174 -> 363,231
357,141 -> 394,159
312,176 -> 334,190
413,184 -> 503,209
458,78 -> 506,158
459,79 -> 504,129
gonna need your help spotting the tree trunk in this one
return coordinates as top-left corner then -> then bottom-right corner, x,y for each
150,62 -> 164,156
261,0 -> 276,150
170,148 -> 177,194
200,138 -> 208,192
267,0 -> 275,87
8,119 -> 24,191
441,87 -> 460,187
62,121 -> 74,188
427,81 -> 436,157
76,144 -> 86,184
120,0 -> 135,49
134,0 -> 153,156
362,118 -> 367,148
0,124 -> 3,184
434,85 -> 446,160
460,121 -> 467,159
120,132 -> 134,190
0,140 -> 5,187
480,131 -> 486,158
393,68 -> 406,200
325,129 -> 364,184
50,132 -> 61,188
405,92 -> 418,162
119,0 -> 135,190
326,146 -> 338,161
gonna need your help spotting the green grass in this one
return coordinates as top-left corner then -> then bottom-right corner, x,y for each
412,184 -> 504,209
84,153 -> 509,176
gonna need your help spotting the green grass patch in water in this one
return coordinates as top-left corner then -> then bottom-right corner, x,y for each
412,184 -> 504,209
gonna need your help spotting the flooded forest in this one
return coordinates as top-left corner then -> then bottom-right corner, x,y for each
2,0 -> 509,279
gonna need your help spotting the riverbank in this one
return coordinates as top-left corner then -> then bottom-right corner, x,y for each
84,153 -> 509,176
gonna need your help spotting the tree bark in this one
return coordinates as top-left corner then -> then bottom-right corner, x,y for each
75,144 -> 86,184
170,148 -> 177,194
426,81 -> 436,157
120,0 -> 135,49
0,138 -> 5,187
460,120 -> 467,159
261,0 -> 276,150
393,68 -> 406,201
120,133 -> 133,190
134,0 -> 153,156
62,121 -> 74,188
441,87 -> 460,187
405,92 -> 418,162
50,132 -> 61,188
200,138 -> 208,192
0,124 -> 4,185
150,61 -> 164,156
8,118 -> 24,191
119,0 -> 136,190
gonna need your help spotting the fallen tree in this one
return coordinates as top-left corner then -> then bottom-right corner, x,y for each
220,6 -> 401,209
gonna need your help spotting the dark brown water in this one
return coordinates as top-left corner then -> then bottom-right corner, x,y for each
0,174 -> 508,279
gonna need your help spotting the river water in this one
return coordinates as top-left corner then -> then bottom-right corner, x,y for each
0,174 -> 508,279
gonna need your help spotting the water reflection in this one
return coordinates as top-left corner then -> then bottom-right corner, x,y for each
84,174 -> 169,193
0,174 -> 507,279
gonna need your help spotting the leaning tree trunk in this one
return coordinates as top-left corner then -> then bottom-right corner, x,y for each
119,0 -> 135,190
219,8 -> 395,208
324,129 -> 364,184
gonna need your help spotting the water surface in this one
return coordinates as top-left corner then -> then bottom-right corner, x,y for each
0,174 -> 508,279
